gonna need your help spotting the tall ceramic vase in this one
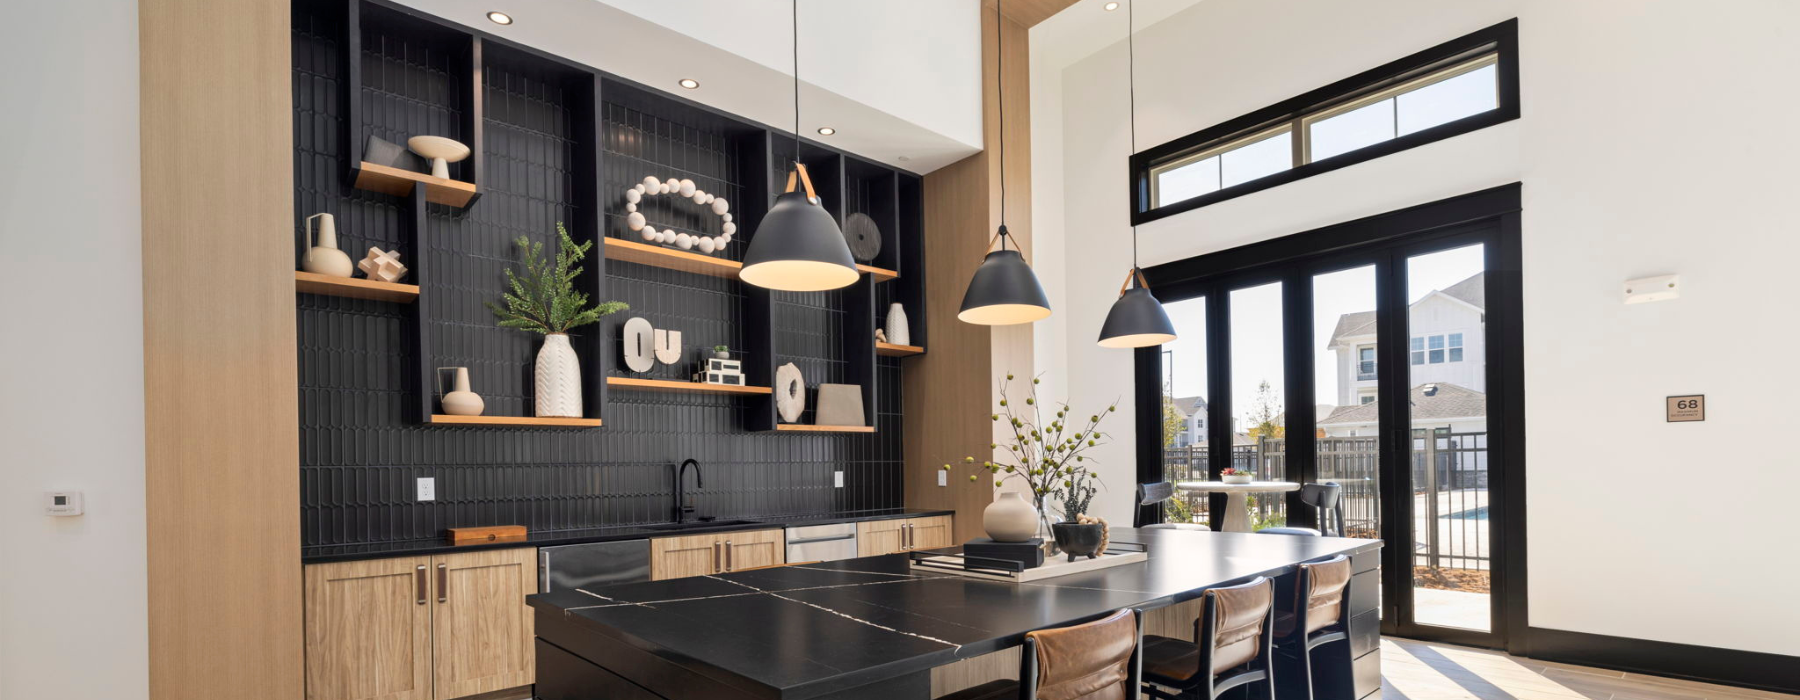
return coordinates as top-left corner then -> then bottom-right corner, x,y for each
885,303 -> 910,346
983,491 -> 1039,542
535,333 -> 582,418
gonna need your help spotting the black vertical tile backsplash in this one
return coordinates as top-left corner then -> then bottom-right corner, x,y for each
293,1 -> 904,555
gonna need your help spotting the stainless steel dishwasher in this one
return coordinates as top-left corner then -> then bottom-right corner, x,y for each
538,539 -> 651,593
785,522 -> 858,563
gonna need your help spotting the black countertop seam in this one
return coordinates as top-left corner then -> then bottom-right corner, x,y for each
300,508 -> 955,564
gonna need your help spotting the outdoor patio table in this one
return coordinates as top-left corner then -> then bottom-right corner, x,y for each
1174,480 -> 1301,532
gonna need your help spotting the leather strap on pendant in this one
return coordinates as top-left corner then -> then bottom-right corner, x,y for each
1118,268 -> 1149,295
784,162 -> 819,201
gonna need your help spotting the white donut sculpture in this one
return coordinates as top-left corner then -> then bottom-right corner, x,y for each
625,176 -> 734,254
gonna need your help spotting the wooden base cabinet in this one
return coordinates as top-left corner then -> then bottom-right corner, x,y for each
857,515 -> 954,557
304,548 -> 537,700
650,529 -> 786,580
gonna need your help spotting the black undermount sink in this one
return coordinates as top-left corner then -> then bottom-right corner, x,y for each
641,519 -> 763,532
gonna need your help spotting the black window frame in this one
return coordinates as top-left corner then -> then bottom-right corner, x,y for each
1129,19 -> 1520,226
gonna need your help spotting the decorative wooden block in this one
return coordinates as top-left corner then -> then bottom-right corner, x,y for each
357,247 -> 408,283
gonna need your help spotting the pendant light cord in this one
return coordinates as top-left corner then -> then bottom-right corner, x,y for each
1126,0 -> 1140,282
793,0 -> 802,162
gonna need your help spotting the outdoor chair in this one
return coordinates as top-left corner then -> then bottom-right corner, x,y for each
1137,482 -> 1210,531
1257,482 -> 1345,537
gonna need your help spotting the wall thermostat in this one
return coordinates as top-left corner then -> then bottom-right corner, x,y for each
44,491 -> 84,517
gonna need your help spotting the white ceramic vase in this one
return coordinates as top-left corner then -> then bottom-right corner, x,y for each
301,213 -> 354,278
441,367 -> 485,416
535,333 -> 582,418
983,491 -> 1039,543
885,303 -> 910,346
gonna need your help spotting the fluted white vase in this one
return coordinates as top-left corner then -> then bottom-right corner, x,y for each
535,333 -> 582,418
885,303 -> 910,346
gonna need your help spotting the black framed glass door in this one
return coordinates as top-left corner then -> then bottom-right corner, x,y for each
1135,185 -> 1525,651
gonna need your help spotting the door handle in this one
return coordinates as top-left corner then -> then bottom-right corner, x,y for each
713,542 -> 722,573
724,540 -> 732,571
902,523 -> 912,550
415,565 -> 427,605
436,563 -> 447,603
787,534 -> 856,545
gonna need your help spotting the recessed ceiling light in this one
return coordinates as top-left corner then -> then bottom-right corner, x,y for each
816,127 -> 836,136
678,78 -> 700,89
1103,2 -> 1120,10
486,11 -> 513,25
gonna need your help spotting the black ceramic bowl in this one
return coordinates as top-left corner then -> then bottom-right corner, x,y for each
1050,522 -> 1105,562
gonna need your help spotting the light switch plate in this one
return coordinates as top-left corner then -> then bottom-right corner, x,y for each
834,471 -> 844,488
937,470 -> 947,487
416,477 -> 436,501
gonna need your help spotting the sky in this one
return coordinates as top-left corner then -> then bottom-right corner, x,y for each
1162,243 -> 1485,427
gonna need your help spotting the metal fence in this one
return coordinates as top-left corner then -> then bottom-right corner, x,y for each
1162,431 -> 1489,570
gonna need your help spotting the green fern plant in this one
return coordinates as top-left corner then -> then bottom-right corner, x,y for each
487,223 -> 627,334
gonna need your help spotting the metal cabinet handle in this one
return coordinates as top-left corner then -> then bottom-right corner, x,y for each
436,563 -> 448,603
724,540 -> 732,571
713,542 -> 721,573
415,565 -> 427,605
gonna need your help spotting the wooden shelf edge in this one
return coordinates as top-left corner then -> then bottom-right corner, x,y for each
429,415 -> 602,428
294,271 -> 420,303
607,377 -> 772,395
353,161 -> 479,208
875,342 -> 924,357
857,264 -> 899,282
775,424 -> 876,433
605,238 -> 743,278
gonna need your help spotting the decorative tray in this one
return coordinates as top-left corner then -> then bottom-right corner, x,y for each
908,542 -> 1148,583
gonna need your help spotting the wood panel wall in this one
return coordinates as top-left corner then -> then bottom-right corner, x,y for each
907,7 -> 1038,544
142,0 -> 302,697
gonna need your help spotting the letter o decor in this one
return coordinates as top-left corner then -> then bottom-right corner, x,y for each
625,175 -> 735,254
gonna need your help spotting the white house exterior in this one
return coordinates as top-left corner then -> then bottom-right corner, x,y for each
1322,273 -> 1488,437
1168,395 -> 1207,448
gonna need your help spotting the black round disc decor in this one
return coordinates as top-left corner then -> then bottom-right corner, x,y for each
843,212 -> 883,262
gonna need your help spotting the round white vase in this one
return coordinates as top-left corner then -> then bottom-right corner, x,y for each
885,303 -> 910,346
535,333 -> 582,418
441,367 -> 485,416
983,491 -> 1039,543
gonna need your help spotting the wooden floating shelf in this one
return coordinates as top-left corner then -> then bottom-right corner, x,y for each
353,161 -> 479,208
875,342 -> 924,357
857,264 -> 899,282
429,415 -> 602,428
607,377 -> 772,395
775,424 -> 876,433
606,238 -> 742,278
294,271 -> 419,303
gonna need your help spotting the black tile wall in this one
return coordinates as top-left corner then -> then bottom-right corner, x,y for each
293,1 -> 904,554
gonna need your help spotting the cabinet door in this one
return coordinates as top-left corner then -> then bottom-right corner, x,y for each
650,533 -> 721,581
722,529 -> 786,572
304,557 -> 433,700
908,516 -> 955,550
431,548 -> 537,700
856,519 -> 906,557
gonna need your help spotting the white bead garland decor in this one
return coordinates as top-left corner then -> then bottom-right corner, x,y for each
622,174 -> 735,256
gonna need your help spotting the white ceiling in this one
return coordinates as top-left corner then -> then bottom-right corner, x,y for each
397,0 -> 984,173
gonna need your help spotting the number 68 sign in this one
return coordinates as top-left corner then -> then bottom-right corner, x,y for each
1666,395 -> 1705,422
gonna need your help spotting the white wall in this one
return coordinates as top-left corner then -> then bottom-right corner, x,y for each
1034,0 -> 1800,656
0,0 -> 149,697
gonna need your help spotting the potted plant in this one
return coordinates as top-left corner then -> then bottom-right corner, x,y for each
713,344 -> 730,360
488,223 -> 627,417
1221,467 -> 1255,484
945,373 -> 1118,555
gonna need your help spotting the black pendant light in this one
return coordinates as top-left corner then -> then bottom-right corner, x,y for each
740,0 -> 859,293
958,0 -> 1050,326
1097,0 -> 1176,348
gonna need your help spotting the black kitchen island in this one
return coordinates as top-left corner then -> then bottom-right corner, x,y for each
528,528 -> 1382,700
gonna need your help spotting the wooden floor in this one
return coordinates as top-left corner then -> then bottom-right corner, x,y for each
1382,638 -> 1798,700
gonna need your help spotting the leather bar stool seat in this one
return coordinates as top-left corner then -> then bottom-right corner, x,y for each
1141,577 -> 1276,700
935,608 -> 1144,700
1272,555 -> 1355,700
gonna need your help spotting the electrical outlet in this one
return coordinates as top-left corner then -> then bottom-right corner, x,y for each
416,477 -> 436,501
833,471 -> 844,488
937,470 -> 947,487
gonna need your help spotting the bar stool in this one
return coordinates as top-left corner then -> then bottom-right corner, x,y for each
1140,577 -> 1276,700
936,608 -> 1143,700
1137,482 -> 1210,531
1258,483 -> 1345,537
1273,555 -> 1354,700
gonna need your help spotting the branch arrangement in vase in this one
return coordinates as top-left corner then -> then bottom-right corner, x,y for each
944,373 -> 1119,533
488,223 -> 628,417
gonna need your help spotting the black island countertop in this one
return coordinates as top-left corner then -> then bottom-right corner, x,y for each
301,508 -> 954,563
529,528 -> 1382,700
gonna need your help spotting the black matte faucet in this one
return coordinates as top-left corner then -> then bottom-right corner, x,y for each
674,459 -> 703,524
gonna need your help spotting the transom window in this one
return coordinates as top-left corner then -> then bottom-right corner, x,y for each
1132,20 -> 1518,224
